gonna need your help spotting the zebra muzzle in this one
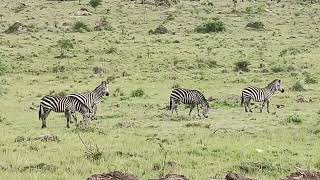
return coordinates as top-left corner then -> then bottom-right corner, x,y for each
281,89 -> 285,93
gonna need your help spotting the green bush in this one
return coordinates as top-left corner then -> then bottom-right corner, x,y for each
286,114 -> 303,124
234,60 -> 250,72
290,81 -> 305,92
196,20 -> 225,33
89,0 -> 102,11
305,74 -> 317,84
0,61 -> 6,76
246,21 -> 265,30
73,21 -> 90,32
131,88 -> 145,97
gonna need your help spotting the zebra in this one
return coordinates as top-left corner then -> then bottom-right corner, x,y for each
66,81 -> 109,120
241,79 -> 284,113
39,96 -> 93,128
169,88 -> 209,118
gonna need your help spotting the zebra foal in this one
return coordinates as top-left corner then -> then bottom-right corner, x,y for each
66,81 -> 109,120
241,79 -> 284,113
39,96 -> 92,128
170,88 -> 209,118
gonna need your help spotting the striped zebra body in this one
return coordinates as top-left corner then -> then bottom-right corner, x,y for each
66,81 -> 109,120
241,79 -> 284,113
39,96 -> 92,128
170,88 -> 209,118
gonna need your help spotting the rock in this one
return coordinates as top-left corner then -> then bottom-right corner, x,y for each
87,171 -> 138,180
159,174 -> 188,180
225,173 -> 254,180
4,22 -> 27,34
283,168 -> 320,180
33,134 -> 60,142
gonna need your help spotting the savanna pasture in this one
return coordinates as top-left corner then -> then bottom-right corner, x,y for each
0,0 -> 320,179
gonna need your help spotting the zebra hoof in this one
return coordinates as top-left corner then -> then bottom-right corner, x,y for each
41,125 -> 47,128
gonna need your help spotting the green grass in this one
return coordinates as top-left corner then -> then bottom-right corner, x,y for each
1,0 -> 320,179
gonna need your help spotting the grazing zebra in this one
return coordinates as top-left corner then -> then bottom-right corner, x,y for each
169,88 -> 209,118
241,79 -> 284,113
39,96 -> 92,128
66,81 -> 109,120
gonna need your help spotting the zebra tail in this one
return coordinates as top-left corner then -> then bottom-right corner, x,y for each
240,93 -> 244,107
39,104 -> 43,120
169,97 -> 172,110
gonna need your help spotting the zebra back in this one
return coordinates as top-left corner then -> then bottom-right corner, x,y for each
66,81 -> 109,111
171,88 -> 209,107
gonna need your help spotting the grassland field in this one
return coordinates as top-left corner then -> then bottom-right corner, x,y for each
0,0 -> 320,179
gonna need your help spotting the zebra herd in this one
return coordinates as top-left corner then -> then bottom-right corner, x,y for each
38,79 -> 284,128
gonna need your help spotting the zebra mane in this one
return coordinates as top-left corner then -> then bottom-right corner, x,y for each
193,89 -> 209,107
266,79 -> 280,90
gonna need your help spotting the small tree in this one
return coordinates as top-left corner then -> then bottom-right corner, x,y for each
89,0 -> 102,11
57,39 -> 74,58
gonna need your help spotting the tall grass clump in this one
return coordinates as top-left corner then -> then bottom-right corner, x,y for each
196,20 -> 225,33
56,39 -> 74,58
286,114 -> 303,124
290,81 -> 306,92
89,0 -> 102,11
234,60 -> 250,72
131,88 -> 145,97
73,21 -> 90,32
0,60 -> 6,76
246,21 -> 265,30
305,74 -> 317,84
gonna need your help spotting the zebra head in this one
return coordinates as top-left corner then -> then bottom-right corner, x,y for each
94,81 -> 109,98
274,79 -> 285,93
201,103 -> 209,118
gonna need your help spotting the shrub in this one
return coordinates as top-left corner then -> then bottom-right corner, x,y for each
149,25 -> 169,35
73,21 -> 90,32
89,0 -> 102,11
56,39 -> 74,58
196,20 -> 225,33
92,67 -> 106,75
286,114 -> 303,124
305,74 -> 317,84
234,60 -> 250,72
94,17 -> 112,31
131,88 -> 145,97
20,163 -> 58,173
290,81 -> 305,92
246,21 -> 265,30
113,87 -> 124,97
270,66 -> 285,73
52,64 -> 66,73
0,60 -> 6,76
172,83 -> 180,89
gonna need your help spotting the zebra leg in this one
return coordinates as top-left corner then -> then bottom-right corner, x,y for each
189,105 -> 195,116
171,100 -> 179,115
65,109 -> 72,128
197,105 -> 201,118
92,104 -> 98,120
260,101 -> 266,113
246,99 -> 253,113
266,100 -> 270,113
41,108 -> 51,128
72,112 -> 78,123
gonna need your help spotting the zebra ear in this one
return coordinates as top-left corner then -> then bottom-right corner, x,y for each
101,81 -> 107,85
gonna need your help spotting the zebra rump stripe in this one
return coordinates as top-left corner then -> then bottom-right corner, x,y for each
170,88 -> 209,118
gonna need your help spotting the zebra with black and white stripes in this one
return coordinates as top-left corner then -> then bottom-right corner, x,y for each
170,88 -> 209,118
39,96 -> 92,128
241,79 -> 284,113
66,81 -> 109,120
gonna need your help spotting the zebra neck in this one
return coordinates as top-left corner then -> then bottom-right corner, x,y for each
264,86 -> 276,95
